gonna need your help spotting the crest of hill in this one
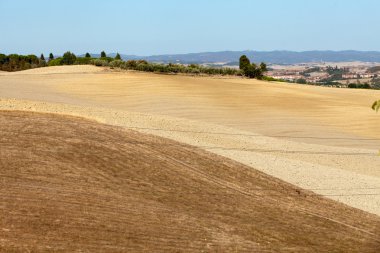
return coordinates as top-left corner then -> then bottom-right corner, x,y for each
0,65 -> 103,75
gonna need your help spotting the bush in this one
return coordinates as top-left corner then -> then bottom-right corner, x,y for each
109,60 -> 124,68
74,57 -> 93,65
262,76 -> 283,82
348,83 -> 371,89
125,60 -> 137,68
91,59 -> 239,76
91,59 -> 109,67
0,54 -> 42,71
243,64 -> 257,78
99,57 -> 115,63
188,67 -> 200,74
61,51 -> 77,65
296,78 -> 307,84
48,58 -> 63,66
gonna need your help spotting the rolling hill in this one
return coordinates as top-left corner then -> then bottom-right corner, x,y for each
1,110 -> 380,252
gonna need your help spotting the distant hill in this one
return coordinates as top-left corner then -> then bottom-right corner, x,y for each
82,51 -> 380,65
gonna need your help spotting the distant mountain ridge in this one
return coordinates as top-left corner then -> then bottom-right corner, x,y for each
83,51 -> 380,65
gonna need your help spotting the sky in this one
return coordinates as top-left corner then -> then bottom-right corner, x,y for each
1,0 -> 379,56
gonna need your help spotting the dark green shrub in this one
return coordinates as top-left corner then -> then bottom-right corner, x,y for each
61,51 -> 77,65
296,78 -> 307,84
125,60 -> 137,68
109,60 -> 123,68
74,57 -> 93,65
91,59 -> 109,66
48,58 -> 63,66
260,62 -> 267,72
243,64 -> 257,78
100,57 -> 114,63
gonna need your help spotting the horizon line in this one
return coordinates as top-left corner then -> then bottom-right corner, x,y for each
3,49 -> 380,57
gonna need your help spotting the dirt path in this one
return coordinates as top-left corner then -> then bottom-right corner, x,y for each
1,111 -> 380,252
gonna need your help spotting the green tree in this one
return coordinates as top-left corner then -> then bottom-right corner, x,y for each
260,62 -> 267,72
115,53 -> 121,60
49,53 -> 54,60
372,100 -> 380,112
61,51 -> 77,65
296,78 -> 307,84
39,54 -> 47,67
254,66 -> 264,79
239,55 -> 250,70
243,64 -> 256,78
85,52 -> 91,58
100,51 -> 106,58
348,83 -> 357,88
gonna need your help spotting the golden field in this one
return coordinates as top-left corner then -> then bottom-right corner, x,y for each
1,66 -> 380,251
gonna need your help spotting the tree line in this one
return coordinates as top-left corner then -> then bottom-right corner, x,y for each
0,54 -> 46,71
0,51 -> 269,79
92,59 -> 240,76
0,51 -> 119,71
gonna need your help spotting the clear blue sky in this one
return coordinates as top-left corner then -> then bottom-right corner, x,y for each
1,0 -> 379,55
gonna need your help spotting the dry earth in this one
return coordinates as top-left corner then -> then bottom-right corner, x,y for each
1,66 -> 380,251
0,66 -> 379,216
1,66 -> 379,148
1,111 -> 380,252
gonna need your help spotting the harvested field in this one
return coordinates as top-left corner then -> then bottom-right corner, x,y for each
1,111 -> 380,252
0,66 -> 379,216
1,66 -> 378,148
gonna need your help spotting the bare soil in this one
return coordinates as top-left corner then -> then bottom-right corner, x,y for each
1,111 -> 380,252
1,66 -> 380,216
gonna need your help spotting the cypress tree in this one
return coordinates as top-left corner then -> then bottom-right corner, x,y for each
85,52 -> 91,58
260,62 -> 267,72
115,53 -> 121,60
239,55 -> 250,70
100,51 -> 106,58
49,53 -> 54,60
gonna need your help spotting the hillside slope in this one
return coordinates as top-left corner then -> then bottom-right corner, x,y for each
1,111 -> 380,252
1,66 -> 380,217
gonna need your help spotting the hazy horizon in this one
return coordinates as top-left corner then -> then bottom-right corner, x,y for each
1,0 -> 380,56
89,49 -> 380,57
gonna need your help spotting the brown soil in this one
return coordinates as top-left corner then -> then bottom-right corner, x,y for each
1,66 -> 380,216
1,111 -> 379,252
